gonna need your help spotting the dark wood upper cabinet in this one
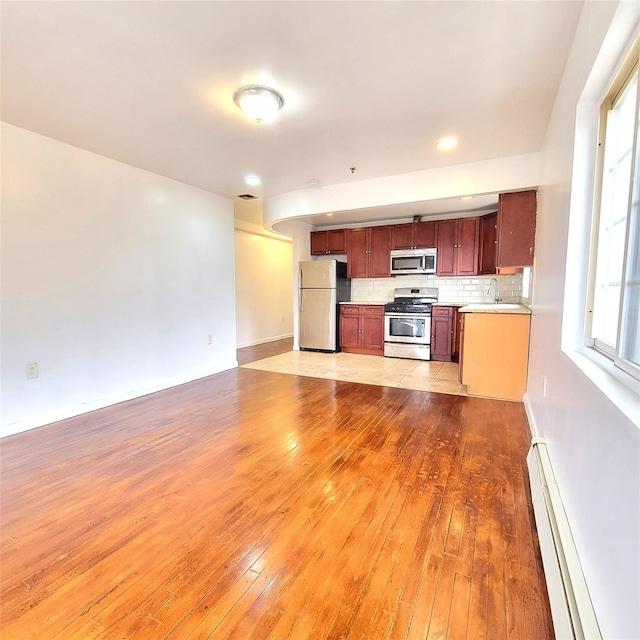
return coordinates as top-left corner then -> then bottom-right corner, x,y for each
390,223 -> 415,250
436,219 -> 457,276
368,226 -> 392,277
457,217 -> 480,276
310,229 -> 347,255
346,228 -> 368,277
391,220 -> 438,250
347,226 -> 391,278
479,212 -> 498,275
497,191 -> 537,267
414,220 -> 438,248
436,217 -> 479,276
309,194 -> 531,277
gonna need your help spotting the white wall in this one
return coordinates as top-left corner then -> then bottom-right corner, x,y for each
527,3 -> 639,638
234,224 -> 293,347
273,219 -> 314,351
1,123 -> 237,437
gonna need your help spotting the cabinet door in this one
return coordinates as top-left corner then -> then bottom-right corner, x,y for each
368,226 -> 391,278
310,231 -> 328,255
436,219 -> 457,276
431,307 -> 453,361
347,228 -> 368,278
414,221 -> 438,248
391,223 -> 415,250
479,212 -> 497,275
327,229 -> 347,254
339,308 -> 361,349
361,307 -> 384,352
498,190 -> 537,267
457,217 -> 479,276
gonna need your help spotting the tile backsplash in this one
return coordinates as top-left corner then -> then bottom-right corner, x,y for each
351,274 -> 524,305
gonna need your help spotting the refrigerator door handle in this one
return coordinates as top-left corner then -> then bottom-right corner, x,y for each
299,268 -> 303,290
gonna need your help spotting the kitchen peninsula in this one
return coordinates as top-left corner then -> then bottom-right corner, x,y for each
459,303 -> 532,401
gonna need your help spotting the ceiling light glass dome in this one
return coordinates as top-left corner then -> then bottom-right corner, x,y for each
233,85 -> 284,123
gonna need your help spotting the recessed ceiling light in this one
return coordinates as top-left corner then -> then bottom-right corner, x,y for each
233,85 -> 284,123
437,137 -> 458,151
459,195 -> 474,201
326,213 -> 334,217
244,175 -> 261,186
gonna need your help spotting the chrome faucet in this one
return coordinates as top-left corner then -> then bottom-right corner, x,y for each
487,277 -> 502,304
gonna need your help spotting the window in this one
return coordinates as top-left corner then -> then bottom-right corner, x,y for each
588,47 -> 640,381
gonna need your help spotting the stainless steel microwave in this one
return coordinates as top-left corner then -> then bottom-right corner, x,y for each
390,248 -> 437,275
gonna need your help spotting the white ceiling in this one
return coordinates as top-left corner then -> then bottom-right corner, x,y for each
1,1 -> 583,225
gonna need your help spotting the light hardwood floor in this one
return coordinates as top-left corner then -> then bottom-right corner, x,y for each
0,366 -> 553,639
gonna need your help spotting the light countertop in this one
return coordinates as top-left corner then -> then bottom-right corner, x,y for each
340,301 -> 388,306
459,303 -> 531,314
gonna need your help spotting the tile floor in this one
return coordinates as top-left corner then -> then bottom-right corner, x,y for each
241,351 -> 467,396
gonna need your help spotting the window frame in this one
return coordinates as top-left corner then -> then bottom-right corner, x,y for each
585,43 -> 640,382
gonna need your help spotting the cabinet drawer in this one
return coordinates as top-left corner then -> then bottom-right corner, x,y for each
433,306 -> 453,317
341,305 -> 361,315
362,306 -> 383,316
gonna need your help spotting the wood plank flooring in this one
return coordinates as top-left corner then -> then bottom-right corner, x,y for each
237,338 -> 293,366
0,367 -> 554,639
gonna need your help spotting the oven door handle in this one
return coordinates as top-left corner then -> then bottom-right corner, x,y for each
384,312 -> 432,319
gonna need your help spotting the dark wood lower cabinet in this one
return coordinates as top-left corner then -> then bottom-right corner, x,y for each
431,306 -> 460,362
340,304 -> 384,355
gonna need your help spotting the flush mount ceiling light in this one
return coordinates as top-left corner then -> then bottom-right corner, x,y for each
436,137 -> 458,151
233,85 -> 284,123
245,175 -> 261,186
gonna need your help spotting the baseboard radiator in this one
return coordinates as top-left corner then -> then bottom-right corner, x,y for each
526,438 -> 602,640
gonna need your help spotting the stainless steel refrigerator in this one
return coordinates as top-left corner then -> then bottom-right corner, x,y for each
299,260 -> 351,352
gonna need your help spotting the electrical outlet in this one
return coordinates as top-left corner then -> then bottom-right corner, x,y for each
542,376 -> 547,398
26,362 -> 39,379
207,335 -> 213,345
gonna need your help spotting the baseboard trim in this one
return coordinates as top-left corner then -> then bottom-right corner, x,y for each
0,360 -> 238,439
237,333 -> 294,349
523,392 -> 540,438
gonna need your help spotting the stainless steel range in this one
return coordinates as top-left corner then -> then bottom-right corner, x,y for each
384,287 -> 439,360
